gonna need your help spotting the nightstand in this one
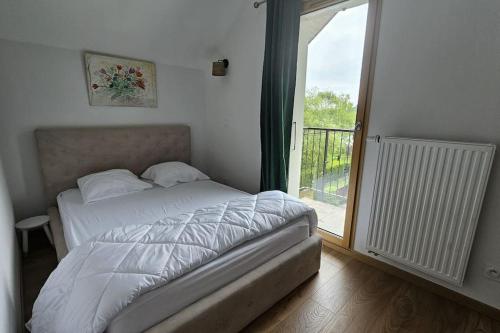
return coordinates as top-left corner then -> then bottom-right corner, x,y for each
15,215 -> 54,254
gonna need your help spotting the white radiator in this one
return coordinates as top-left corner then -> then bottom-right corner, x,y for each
367,137 -> 495,286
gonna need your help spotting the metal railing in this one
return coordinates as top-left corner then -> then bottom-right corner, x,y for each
300,127 -> 354,206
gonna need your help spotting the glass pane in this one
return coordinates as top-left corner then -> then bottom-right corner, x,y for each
299,3 -> 368,237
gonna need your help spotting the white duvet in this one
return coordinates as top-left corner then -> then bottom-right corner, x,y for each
29,191 -> 317,333
58,180 -> 249,249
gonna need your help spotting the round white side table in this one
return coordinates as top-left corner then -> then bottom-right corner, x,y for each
15,215 -> 53,254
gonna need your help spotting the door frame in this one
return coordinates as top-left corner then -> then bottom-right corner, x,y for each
311,0 -> 382,249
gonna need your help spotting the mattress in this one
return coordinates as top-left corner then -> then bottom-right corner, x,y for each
57,180 -> 249,250
106,217 -> 311,333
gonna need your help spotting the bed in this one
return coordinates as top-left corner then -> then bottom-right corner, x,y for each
35,125 -> 322,333
57,180 -> 250,250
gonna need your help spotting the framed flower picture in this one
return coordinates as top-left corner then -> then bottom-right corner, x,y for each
84,53 -> 157,107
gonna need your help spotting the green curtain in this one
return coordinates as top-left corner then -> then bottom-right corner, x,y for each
260,0 -> 301,192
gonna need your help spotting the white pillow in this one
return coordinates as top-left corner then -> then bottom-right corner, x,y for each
141,162 -> 209,188
77,169 -> 152,204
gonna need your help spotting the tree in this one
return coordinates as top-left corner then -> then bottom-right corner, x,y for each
303,88 -> 357,129
300,89 -> 356,204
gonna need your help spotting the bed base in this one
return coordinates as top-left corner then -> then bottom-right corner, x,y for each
48,206 -> 68,261
142,235 -> 321,333
47,206 -> 322,333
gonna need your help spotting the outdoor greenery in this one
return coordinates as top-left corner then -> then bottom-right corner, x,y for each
303,89 -> 357,129
300,89 -> 357,205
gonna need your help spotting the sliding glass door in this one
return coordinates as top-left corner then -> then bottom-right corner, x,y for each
289,0 -> 378,248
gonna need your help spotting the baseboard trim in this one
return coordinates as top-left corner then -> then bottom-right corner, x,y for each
322,242 -> 500,320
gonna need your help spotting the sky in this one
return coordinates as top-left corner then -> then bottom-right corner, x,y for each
305,4 -> 369,104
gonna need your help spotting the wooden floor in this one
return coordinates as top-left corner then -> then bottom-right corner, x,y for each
242,246 -> 500,333
21,229 -> 58,322
22,234 -> 500,332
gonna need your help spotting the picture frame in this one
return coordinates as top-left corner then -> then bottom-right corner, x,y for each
84,52 -> 157,107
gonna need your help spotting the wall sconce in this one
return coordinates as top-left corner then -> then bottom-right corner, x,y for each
212,59 -> 229,76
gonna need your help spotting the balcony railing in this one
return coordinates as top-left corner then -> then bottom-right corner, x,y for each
300,127 -> 354,206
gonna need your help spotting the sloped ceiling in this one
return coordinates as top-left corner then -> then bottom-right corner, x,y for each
0,0 -> 247,69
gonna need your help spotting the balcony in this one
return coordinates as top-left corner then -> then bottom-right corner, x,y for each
299,127 -> 354,236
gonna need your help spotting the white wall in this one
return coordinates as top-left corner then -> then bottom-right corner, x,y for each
0,156 -> 22,333
354,0 -> 500,308
206,0 -> 500,309
203,4 -> 267,194
0,39 -> 207,219
0,0 -> 246,70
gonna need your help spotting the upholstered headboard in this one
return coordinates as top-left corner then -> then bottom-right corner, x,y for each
35,125 -> 190,206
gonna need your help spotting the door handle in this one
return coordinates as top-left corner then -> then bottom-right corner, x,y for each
354,121 -> 362,132
292,121 -> 297,150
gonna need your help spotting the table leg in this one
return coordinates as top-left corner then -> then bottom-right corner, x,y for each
22,230 -> 28,254
43,224 -> 54,246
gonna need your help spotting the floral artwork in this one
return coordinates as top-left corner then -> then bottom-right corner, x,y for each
85,53 -> 157,107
